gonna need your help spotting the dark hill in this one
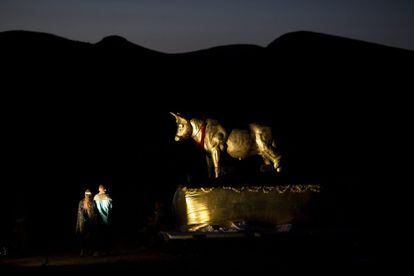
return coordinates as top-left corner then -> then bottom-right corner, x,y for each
266,31 -> 414,78
96,35 -> 138,48
0,30 -> 90,49
2,29 -> 413,62
1,29 -> 412,113
268,31 -> 411,53
95,35 -> 164,57
1,30 -> 412,79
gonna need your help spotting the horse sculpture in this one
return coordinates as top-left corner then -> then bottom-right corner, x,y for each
171,112 -> 281,178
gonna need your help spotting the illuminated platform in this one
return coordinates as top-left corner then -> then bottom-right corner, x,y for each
161,224 -> 296,240
173,185 -> 321,232
161,231 -> 247,240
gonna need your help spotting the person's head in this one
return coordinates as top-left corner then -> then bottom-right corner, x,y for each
84,189 -> 92,199
98,185 -> 107,194
83,189 -> 94,210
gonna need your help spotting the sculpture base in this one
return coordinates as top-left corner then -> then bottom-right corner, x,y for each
173,184 -> 321,232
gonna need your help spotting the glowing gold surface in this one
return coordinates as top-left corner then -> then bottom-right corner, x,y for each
185,189 -> 211,231
174,185 -> 320,232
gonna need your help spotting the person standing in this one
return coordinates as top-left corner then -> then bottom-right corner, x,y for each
94,185 -> 113,254
76,189 -> 98,256
94,185 -> 113,226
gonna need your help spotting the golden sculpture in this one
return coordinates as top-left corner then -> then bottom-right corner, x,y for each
171,112 -> 282,178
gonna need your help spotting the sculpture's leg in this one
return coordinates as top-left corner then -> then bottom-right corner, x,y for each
260,157 -> 272,172
263,158 -> 271,166
269,152 -> 282,172
206,155 -> 214,179
211,147 -> 221,178
261,146 -> 281,172
253,130 -> 281,173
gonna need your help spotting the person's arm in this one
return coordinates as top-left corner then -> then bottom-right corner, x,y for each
75,201 -> 83,233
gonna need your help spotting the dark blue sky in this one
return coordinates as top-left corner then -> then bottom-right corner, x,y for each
1,0 -> 413,53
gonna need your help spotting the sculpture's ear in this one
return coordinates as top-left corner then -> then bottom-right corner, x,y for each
170,112 -> 186,123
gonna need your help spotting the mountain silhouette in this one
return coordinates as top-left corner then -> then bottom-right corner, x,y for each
268,30 -> 409,52
96,35 -> 139,47
0,30 -> 90,49
95,35 -> 164,57
266,31 -> 413,71
2,30 -> 412,73
1,29 -> 412,96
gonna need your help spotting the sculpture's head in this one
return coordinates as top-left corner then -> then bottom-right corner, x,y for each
170,112 -> 193,142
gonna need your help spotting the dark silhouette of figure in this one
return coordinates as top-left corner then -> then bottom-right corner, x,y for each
150,200 -> 167,231
145,199 -> 169,247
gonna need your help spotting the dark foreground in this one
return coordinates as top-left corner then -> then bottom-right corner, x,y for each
1,230 -> 387,274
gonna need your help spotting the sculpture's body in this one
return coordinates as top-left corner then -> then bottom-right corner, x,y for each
171,113 -> 281,178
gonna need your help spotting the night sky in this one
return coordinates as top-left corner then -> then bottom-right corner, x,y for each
1,0 -> 414,53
